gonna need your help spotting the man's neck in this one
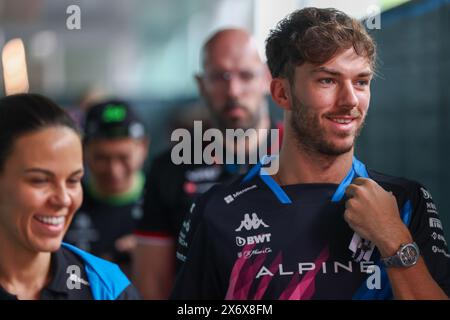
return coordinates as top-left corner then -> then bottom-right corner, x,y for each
274,131 -> 354,186
0,234 -> 51,299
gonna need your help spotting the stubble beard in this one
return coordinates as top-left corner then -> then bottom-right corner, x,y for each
290,92 -> 365,157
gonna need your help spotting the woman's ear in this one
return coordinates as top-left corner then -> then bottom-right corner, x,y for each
270,78 -> 292,111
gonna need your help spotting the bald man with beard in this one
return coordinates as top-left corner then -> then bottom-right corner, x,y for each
132,28 -> 277,299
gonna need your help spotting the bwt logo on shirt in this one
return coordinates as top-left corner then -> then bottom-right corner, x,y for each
421,187 -> 432,200
235,213 -> 269,232
236,233 -> 272,247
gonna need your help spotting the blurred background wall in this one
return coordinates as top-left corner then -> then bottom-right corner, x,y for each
357,0 -> 450,233
0,0 -> 449,231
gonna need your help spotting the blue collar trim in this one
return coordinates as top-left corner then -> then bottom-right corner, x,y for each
245,155 -> 369,204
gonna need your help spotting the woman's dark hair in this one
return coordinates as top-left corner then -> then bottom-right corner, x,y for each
0,93 -> 80,172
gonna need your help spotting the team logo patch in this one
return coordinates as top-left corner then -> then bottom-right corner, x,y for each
224,184 -> 258,204
235,233 -> 272,247
235,213 -> 269,232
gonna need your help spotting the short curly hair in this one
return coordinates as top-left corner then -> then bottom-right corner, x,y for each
265,7 -> 376,81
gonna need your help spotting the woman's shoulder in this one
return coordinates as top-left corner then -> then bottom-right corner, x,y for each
61,243 -> 141,300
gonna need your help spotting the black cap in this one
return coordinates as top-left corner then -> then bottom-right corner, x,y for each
84,99 -> 146,142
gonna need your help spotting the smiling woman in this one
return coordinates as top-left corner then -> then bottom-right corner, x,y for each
0,93 -> 140,300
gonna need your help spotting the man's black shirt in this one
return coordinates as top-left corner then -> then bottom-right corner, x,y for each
172,157 -> 450,299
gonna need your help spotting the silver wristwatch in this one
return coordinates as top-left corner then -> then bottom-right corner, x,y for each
380,242 -> 420,268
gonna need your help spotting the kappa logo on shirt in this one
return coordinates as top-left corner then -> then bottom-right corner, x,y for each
235,213 -> 269,232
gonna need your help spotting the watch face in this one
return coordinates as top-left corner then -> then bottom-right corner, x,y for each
399,243 -> 419,266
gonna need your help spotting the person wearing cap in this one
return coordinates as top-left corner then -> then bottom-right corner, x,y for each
65,99 -> 149,277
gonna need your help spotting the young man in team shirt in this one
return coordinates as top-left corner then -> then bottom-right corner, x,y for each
171,8 -> 450,299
